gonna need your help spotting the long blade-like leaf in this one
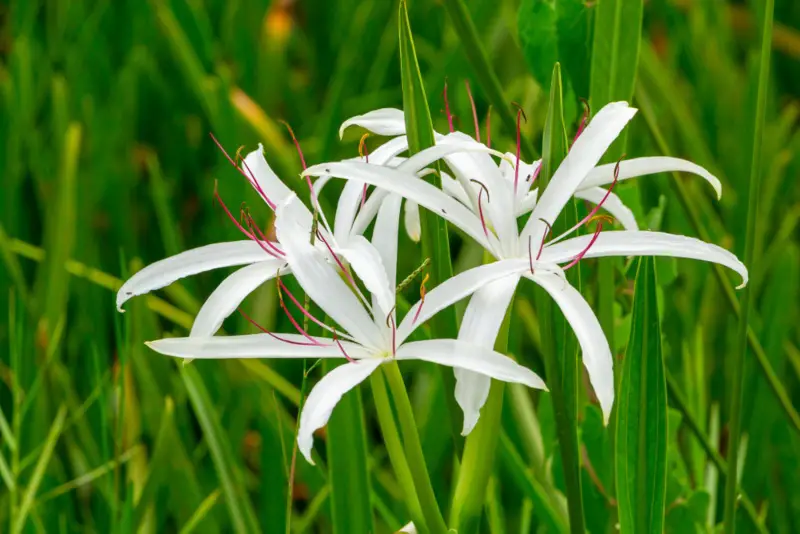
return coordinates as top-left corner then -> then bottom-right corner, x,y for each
616,257 -> 668,533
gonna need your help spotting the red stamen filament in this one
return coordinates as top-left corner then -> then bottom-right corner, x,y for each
277,278 -> 333,334
536,218 -> 553,260
214,187 -> 283,260
472,180 -> 491,239
574,158 -> 622,229
238,308 -> 324,346
411,273 -> 430,325
563,222 -> 604,271
465,80 -> 480,143
385,313 -> 397,357
333,330 -> 356,363
512,105 -> 527,194
276,278 -> 325,345
241,208 -> 285,257
314,230 -> 369,306
209,133 -> 275,210
528,236 -> 535,274
572,99 -> 590,145
443,80 -> 455,133
280,120 -> 318,207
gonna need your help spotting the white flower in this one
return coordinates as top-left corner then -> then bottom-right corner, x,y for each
145,195 -> 545,463
306,101 -> 747,429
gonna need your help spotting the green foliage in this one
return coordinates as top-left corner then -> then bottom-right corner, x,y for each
2,0 -> 800,532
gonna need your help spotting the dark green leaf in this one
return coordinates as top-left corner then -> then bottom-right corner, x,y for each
616,257 -> 668,534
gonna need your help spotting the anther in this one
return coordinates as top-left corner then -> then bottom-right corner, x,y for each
443,79 -> 455,133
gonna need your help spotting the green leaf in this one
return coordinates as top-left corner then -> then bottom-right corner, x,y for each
589,0 -> 642,159
724,2 -> 774,531
323,360 -> 375,534
616,257 -> 668,534
398,0 -> 463,457
517,0 -> 592,98
181,365 -> 261,534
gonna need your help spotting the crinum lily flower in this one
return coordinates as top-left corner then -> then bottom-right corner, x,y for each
305,101 -> 748,430
146,194 -> 546,462
116,128 -> 501,341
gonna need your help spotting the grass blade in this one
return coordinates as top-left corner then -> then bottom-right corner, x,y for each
178,488 -> 222,534
724,1 -> 774,531
534,63 -> 585,534
12,405 -> 67,534
616,258 -> 668,533
181,365 -> 261,534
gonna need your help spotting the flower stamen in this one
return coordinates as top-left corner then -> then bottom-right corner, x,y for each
465,80 -> 481,143
536,218 -> 553,260
385,311 -> 397,357
209,133 -> 275,210
238,307 -> 324,346
511,102 -> 527,194
214,183 -> 283,260
572,99 -> 590,145
333,329 -> 356,363
358,133 -> 370,209
411,272 -> 430,325
443,79 -> 455,133
276,273 -> 326,345
471,179 -> 491,239
563,221 -> 604,271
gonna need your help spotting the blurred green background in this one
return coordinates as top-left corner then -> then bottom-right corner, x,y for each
1,0 -> 799,532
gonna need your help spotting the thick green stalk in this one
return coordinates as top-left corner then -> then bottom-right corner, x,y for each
724,1 -> 773,531
449,295 -> 513,533
383,362 -> 448,534
370,371 -> 427,534
441,0 -> 538,160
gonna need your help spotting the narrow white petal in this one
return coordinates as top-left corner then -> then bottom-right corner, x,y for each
243,144 -> 294,207
190,260 -> 285,337
540,231 -> 748,288
403,200 -> 421,242
339,108 -> 406,138
398,522 -> 418,534
339,235 -> 394,318
397,260 -> 527,344
373,194 -> 403,292
515,188 -> 539,217
312,175 -> 333,199
396,339 -> 545,389
523,102 -> 637,246
276,196 -> 385,348
303,162 -> 495,252
371,136 -> 410,164
147,333 -> 369,360
352,189 -> 389,237
454,276 -> 519,434
441,171 -> 471,206
398,135 -> 506,176
334,179 -> 366,244
116,241 -> 275,311
574,187 -> 639,231
581,157 -> 722,200
528,272 -> 614,422
298,359 -> 382,464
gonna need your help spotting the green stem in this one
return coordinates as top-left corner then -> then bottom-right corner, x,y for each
383,362 -> 448,534
370,371 -> 427,534
724,1 -> 773,531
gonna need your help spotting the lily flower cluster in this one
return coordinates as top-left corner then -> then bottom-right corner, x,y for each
117,100 -> 747,462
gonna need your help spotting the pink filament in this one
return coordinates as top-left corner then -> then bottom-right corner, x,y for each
573,158 -> 622,229
512,106 -> 527,194
563,222 -> 603,271
385,313 -> 397,357
472,180 -> 491,239
465,80 -> 480,142
536,218 -> 553,260
277,277 -> 329,332
528,236 -> 535,274
443,80 -> 455,133
214,188 -> 283,260
333,330 -> 356,363
280,120 -> 318,207
276,279 -> 324,345
315,230 -> 362,295
238,308 -> 324,346
209,133 -> 275,210
572,100 -> 590,145
241,208 -> 285,257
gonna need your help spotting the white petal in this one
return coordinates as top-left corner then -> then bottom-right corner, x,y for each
574,187 -> 639,231
540,231 -> 748,288
403,200 -> 421,242
441,171 -> 471,206
303,162 -> 495,252
147,333 -> 370,359
276,196 -> 385,348
396,260 -> 528,344
398,522 -> 417,534
339,108 -> 406,139
455,276 -> 520,435
116,241 -> 274,311
371,136 -> 410,165
298,359 -> 383,464
334,179 -> 366,244
352,189 -> 389,237
373,194 -> 403,291
190,260 -> 285,337
311,175 -> 333,199
515,188 -> 539,217
243,144 -> 294,207
528,272 -> 614,422
581,157 -> 722,200
396,339 -> 545,388
339,235 -> 394,318
523,102 -> 637,246
398,134 -> 506,175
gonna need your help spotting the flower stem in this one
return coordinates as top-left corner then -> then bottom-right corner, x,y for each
724,0 -> 773,531
383,362 -> 448,534
369,371 -> 427,533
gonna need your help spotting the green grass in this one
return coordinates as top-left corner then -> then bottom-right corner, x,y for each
2,0 -> 800,532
